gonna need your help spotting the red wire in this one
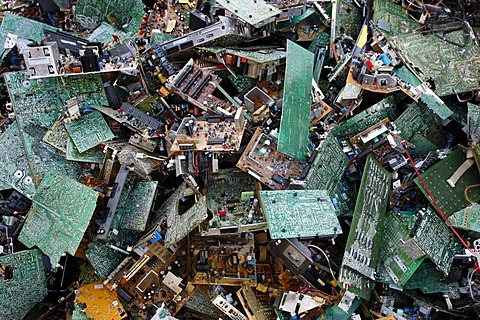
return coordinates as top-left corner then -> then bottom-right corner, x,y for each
405,150 -> 472,252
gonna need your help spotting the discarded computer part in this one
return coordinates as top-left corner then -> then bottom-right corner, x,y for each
267,238 -> 334,291
103,240 -> 193,317
236,282 -> 277,320
74,0 -> 144,34
202,169 -> 266,236
4,71 -> 108,182
393,101 -> 443,145
169,113 -> 246,154
42,120 -> 68,153
129,134 -> 157,153
93,103 -> 164,139
372,0 -> 420,36
0,121 -> 36,199
408,207 -> 461,275
212,295 -> 247,320
376,212 -> 426,286
20,41 -> 60,77
260,189 -> 341,239
391,30 -> 480,97
152,182 -> 208,248
66,136 -> 104,163
301,133 -> 354,216
64,110 -> 114,153
75,281 -> 127,319
18,171 -> 98,266
405,260 -> 458,294
190,233 -> 256,286
0,12 -> 57,48
183,285 -> 226,319
339,155 -> 392,300
237,127 -> 306,190
414,148 -> 480,216
331,96 -> 400,140
275,290 -> 322,317
449,204 -> 480,233
468,102 -> 480,144
277,40 -> 314,162
168,59 -> 234,114
0,249 -> 48,320
86,242 -> 128,280
113,180 -> 158,232
96,163 -> 130,240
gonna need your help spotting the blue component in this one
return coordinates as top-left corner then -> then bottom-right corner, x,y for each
247,259 -> 256,266
150,230 -> 162,244
379,53 -> 391,66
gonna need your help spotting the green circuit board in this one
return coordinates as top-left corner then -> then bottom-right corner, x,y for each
277,40 -> 314,161
339,155 -> 392,300
394,101 -> 442,145
0,122 -> 36,198
86,242 -> 127,279
376,212 -> 426,286
414,148 -> 480,216
261,189 -> 342,239
0,249 -> 48,320
18,171 -> 98,266
65,111 -> 114,153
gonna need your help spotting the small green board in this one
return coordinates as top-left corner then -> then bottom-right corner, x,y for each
332,96 -> 399,139
405,260 -> 458,294
277,40 -> 314,161
449,203 -> 480,233
86,242 -> 126,279
394,101 -> 442,144
18,172 -> 98,265
113,180 -> 158,232
339,155 -> 392,300
261,189 -> 341,239
414,148 -> 480,216
0,249 -> 48,320
377,213 -> 426,286
65,111 -> 114,153
373,0 -> 419,36
66,136 -> 104,163
0,122 -> 36,198
304,134 -> 352,215
468,102 -> 480,144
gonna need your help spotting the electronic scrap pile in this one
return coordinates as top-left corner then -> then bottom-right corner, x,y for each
0,0 -> 479,319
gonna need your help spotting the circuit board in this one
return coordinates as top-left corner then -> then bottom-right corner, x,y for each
190,233 -> 256,286
161,182 -> 207,248
449,203 -> 480,233
183,286 -> 226,319
0,249 -> 48,320
113,180 -> 158,232
0,121 -> 36,199
405,260 -> 458,294
468,102 -> 480,144
65,111 -> 114,153
203,169 -> 266,236
18,171 -> 98,266
43,120 -> 68,153
332,96 -> 400,139
304,134 -> 352,215
86,242 -> 127,279
75,281 -> 127,319
408,133 -> 438,157
414,148 -> 480,216
4,71 -> 108,184
376,212 -> 426,286
260,189 -> 341,239
237,127 -> 307,190
74,0 -> 145,34
410,207 -> 461,275
66,137 -> 105,163
393,101 -> 442,144
103,241 -> 194,317
0,13 -> 57,51
277,40 -> 314,162
335,0 -> 363,38
237,283 -> 277,320
391,30 -> 480,96
372,0 -> 419,36
339,155 -> 392,300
